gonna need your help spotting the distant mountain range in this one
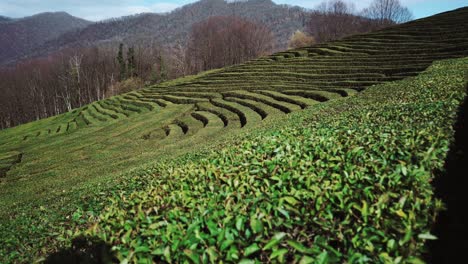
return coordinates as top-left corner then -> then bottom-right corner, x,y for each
0,16 -> 13,23
0,12 -> 91,64
0,0 -> 309,65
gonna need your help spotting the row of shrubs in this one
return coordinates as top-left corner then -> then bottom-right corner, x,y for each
68,58 -> 467,263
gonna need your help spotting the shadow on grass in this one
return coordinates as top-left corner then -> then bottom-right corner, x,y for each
426,85 -> 468,263
45,236 -> 116,264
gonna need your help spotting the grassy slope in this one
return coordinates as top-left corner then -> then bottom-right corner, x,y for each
73,57 -> 467,263
1,7 -> 466,217
1,57 -> 466,263
0,7 -> 467,263
0,82 -> 290,263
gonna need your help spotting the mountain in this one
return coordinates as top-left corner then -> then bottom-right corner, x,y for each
0,16 -> 12,23
5,0 -> 308,65
0,12 -> 91,64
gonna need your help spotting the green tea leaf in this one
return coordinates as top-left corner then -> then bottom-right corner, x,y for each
316,251 -> 329,264
283,196 -> 299,206
287,240 -> 314,254
163,246 -> 171,263
250,217 -> 263,234
299,255 -> 314,264
418,233 -> 437,240
184,249 -> 200,264
244,243 -> 260,257
263,232 -> 286,250
270,248 -> 288,260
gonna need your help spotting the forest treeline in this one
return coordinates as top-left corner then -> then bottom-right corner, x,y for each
0,0 -> 412,129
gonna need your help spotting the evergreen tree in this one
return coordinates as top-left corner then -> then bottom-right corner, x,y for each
127,47 -> 136,78
159,53 -> 167,82
117,43 -> 126,81
150,64 -> 159,84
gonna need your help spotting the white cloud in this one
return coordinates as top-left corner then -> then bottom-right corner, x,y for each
68,6 -> 153,21
276,0 -> 433,10
400,0 -> 427,4
0,0 -> 454,21
0,0 -> 181,21
275,0 -> 375,10
150,3 -> 181,13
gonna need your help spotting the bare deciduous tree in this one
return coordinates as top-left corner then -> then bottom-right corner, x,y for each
308,0 -> 361,43
0,40 -> 204,129
317,0 -> 355,15
307,0 -> 409,43
288,30 -> 316,49
170,41 -> 189,77
187,16 -> 275,73
362,0 -> 414,25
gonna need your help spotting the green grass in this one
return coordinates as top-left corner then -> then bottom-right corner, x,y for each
0,7 -> 467,263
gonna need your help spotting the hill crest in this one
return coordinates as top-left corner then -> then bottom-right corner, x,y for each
0,12 -> 91,64
1,0 -> 308,65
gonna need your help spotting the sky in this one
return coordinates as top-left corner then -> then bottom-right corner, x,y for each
0,0 -> 467,21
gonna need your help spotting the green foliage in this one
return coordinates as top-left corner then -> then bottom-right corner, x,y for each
1,57 -> 465,263
159,53 -> 168,82
0,8 -> 467,263
150,53 -> 168,84
127,47 -> 136,78
67,58 -> 467,263
117,43 -> 126,81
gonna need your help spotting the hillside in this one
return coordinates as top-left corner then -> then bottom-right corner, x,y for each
7,0 -> 308,65
0,16 -> 12,23
0,7 -> 467,263
0,12 -> 91,64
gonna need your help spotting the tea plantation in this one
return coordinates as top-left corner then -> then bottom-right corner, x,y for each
0,7 -> 467,263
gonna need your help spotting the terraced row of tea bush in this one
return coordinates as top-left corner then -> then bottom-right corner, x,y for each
65,57 -> 468,263
0,151 -> 22,179
0,7 -> 467,263
12,8 -> 468,143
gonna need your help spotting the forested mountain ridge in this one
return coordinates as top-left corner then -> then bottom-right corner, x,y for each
0,12 -> 91,64
1,0 -> 308,65
0,0 -> 412,129
0,16 -> 13,23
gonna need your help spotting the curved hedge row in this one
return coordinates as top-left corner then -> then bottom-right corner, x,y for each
75,58 -> 467,263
